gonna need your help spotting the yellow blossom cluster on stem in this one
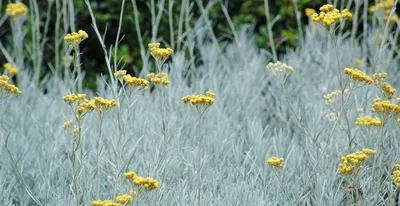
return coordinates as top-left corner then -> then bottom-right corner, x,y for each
6,2 -> 28,19
355,115 -> 382,127
338,149 -> 376,175
114,70 -> 127,79
91,191 -> 135,206
64,30 -> 89,46
4,63 -> 19,75
63,93 -> 96,116
92,97 -> 118,113
149,43 -> 174,66
147,72 -> 170,85
371,97 -> 400,114
63,120 -> 73,130
124,171 -> 160,191
265,61 -> 294,73
324,89 -> 351,106
182,91 -> 216,116
311,4 -> 352,26
123,74 -> 149,90
391,164 -> 400,188
305,8 -> 316,17
266,157 -> 284,169
372,72 -> 396,99
369,0 -> 395,12
0,75 -> 21,95
344,68 -> 374,84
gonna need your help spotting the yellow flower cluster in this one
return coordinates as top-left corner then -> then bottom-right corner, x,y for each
368,0 -> 395,12
93,97 -> 118,113
149,42 -> 174,59
305,8 -> 316,17
265,61 -> 294,73
266,157 -> 284,169
182,91 -> 216,106
115,192 -> 136,204
4,63 -> 19,75
338,149 -> 376,175
147,72 -> 170,85
63,120 -> 73,130
6,2 -> 28,18
64,30 -> 89,45
324,89 -> 351,105
123,74 -> 149,90
0,75 -> 21,95
63,93 -> 96,115
371,98 -> 400,114
344,68 -> 374,84
92,191 -> 135,206
391,164 -> 400,188
124,171 -> 160,190
372,72 -> 396,99
311,4 -> 352,26
114,70 -> 127,79
355,116 -> 382,127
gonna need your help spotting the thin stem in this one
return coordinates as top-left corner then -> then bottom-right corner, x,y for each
197,114 -> 203,206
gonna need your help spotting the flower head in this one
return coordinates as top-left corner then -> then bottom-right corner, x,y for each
338,149 -> 376,175
4,63 -> 19,75
0,75 -> 21,95
148,42 -> 173,67
355,115 -> 382,127
182,91 -> 216,116
123,74 -> 149,91
64,30 -> 89,48
265,61 -> 294,73
124,171 -> 160,191
305,8 -> 316,17
267,157 -> 284,169
392,163 -> 400,188
6,2 -> 28,19
311,4 -> 352,26
147,72 -> 170,85
344,68 -> 374,84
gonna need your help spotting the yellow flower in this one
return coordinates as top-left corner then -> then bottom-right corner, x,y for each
125,171 -> 160,191
344,68 -> 374,84
371,98 -> 400,114
63,120 -> 73,130
115,193 -> 134,204
338,149 -> 376,175
266,157 -> 284,168
392,163 -> 400,188
305,8 -> 316,17
93,97 -> 118,113
0,75 -> 21,95
311,4 -> 352,26
182,91 -> 216,116
4,63 -> 19,75
6,2 -> 28,19
114,70 -> 127,79
64,30 -> 89,46
147,72 -> 170,85
355,116 -> 382,127
148,42 -> 173,66
123,74 -> 149,91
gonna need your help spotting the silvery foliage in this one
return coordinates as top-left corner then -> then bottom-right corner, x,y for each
1,11 -> 400,206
